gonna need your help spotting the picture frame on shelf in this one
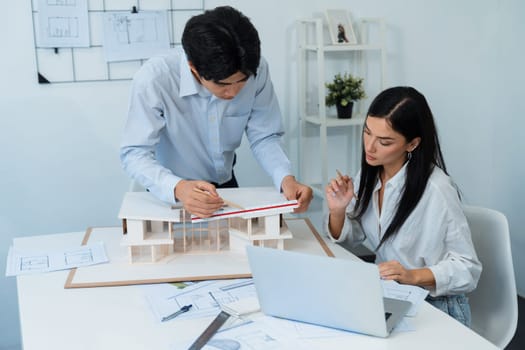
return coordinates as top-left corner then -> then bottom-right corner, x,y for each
325,9 -> 357,45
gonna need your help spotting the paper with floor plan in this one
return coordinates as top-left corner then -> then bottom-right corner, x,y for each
37,0 -> 90,48
174,312 -> 412,350
102,10 -> 170,62
175,316 -> 312,350
144,278 -> 258,322
5,241 -> 108,276
381,279 -> 429,317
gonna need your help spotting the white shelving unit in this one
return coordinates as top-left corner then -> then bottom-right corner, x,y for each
297,17 -> 386,196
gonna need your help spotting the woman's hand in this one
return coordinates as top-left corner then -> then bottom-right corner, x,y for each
325,172 -> 355,239
325,172 -> 355,212
378,260 -> 435,287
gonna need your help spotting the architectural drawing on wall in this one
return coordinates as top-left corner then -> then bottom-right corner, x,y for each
118,189 -> 298,264
48,17 -> 79,38
30,0 -> 205,83
37,0 -> 90,48
102,11 -> 170,62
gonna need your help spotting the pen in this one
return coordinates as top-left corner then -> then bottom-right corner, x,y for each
193,187 -> 213,196
193,187 -> 243,209
161,304 -> 193,322
335,169 -> 358,200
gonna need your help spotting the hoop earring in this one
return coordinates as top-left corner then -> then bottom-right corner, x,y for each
407,151 -> 412,161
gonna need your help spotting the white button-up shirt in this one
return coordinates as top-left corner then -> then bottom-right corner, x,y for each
325,164 -> 482,296
120,48 -> 291,203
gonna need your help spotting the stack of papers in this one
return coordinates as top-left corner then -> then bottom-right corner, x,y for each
381,279 -> 429,316
143,279 -> 257,322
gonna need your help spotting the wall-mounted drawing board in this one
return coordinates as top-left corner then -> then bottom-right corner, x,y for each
30,0 -> 206,84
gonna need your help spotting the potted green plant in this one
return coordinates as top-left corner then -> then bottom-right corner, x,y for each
325,73 -> 365,119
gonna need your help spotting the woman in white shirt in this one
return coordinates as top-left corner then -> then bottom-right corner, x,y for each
324,86 -> 481,326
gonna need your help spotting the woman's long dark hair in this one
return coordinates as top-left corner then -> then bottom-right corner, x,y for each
352,87 -> 448,249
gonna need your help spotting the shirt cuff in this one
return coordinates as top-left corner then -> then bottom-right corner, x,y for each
323,213 -> 351,243
428,265 -> 446,296
272,168 -> 293,192
149,175 -> 180,205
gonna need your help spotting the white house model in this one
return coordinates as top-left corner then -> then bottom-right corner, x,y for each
117,188 -> 299,264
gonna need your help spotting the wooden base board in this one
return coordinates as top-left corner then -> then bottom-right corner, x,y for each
64,218 -> 333,288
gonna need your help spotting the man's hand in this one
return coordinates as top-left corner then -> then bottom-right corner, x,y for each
281,175 -> 313,213
174,180 -> 224,218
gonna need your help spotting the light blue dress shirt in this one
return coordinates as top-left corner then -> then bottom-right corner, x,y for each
120,48 -> 292,204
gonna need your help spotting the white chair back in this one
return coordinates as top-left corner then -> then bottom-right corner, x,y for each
464,205 -> 518,349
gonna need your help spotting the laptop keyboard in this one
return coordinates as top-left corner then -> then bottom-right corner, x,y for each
385,312 -> 392,321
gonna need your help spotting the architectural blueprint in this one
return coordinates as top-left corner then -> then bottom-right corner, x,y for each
37,0 -> 90,47
102,10 -> 170,62
6,241 -> 108,276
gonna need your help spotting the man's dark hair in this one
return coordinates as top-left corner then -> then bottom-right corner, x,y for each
181,6 -> 261,81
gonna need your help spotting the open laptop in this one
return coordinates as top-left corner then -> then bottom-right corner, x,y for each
245,245 -> 411,337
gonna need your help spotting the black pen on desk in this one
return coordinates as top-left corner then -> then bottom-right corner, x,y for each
161,304 -> 192,322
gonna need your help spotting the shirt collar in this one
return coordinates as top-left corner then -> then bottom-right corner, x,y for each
385,162 -> 408,190
373,162 -> 409,192
179,51 -> 211,98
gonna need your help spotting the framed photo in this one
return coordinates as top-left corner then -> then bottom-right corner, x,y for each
325,9 -> 357,45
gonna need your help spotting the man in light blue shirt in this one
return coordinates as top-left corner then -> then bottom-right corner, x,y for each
120,6 -> 312,218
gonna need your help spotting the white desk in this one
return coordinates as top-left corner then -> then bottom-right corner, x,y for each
16,223 -> 498,350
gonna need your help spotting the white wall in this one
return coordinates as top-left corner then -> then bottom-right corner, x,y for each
1,1 -> 524,348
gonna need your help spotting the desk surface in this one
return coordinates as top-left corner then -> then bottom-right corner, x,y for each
16,220 -> 498,350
